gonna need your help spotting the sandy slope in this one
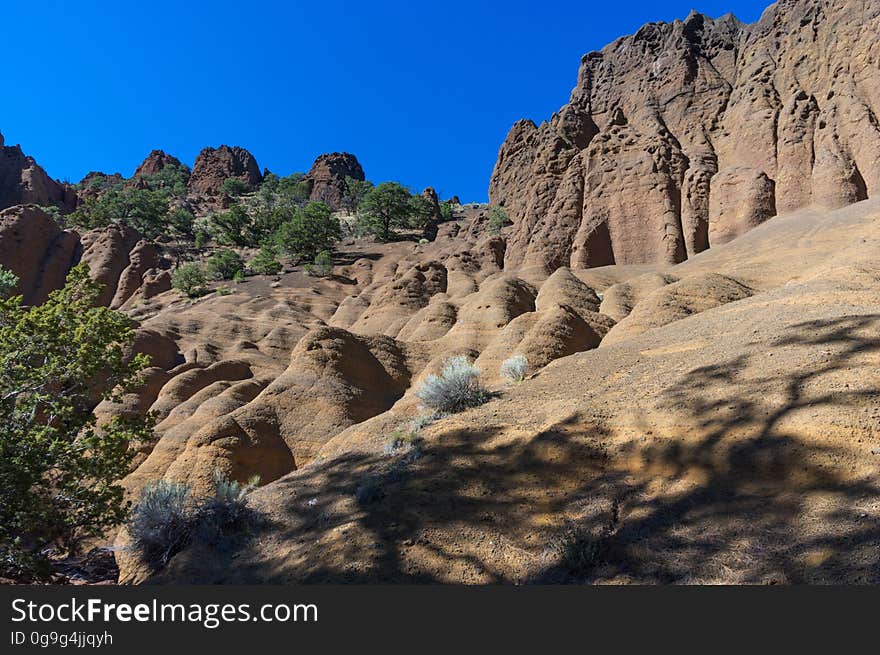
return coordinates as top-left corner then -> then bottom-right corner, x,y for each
151,199 -> 880,584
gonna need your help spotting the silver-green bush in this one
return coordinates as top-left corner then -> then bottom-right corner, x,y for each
128,481 -> 193,571
196,471 -> 261,546
500,354 -> 528,382
129,472 -> 262,571
415,356 -> 489,413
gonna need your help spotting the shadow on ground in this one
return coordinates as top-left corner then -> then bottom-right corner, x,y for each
160,315 -> 880,584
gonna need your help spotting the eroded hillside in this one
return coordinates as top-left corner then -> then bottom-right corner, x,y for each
153,197 -> 880,584
2,0 -> 880,585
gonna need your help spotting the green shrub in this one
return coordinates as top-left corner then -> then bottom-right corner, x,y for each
220,177 -> 250,197
77,172 -> 124,194
140,162 -> 190,197
555,526 -> 603,577
438,201 -> 455,221
488,206 -> 510,234
68,188 -> 170,239
206,249 -> 244,281
407,193 -> 437,229
0,265 -> 18,299
210,204 -> 252,247
273,202 -> 341,260
341,177 -> 373,212
0,265 -> 152,578
357,182 -> 418,241
166,207 -> 195,239
248,246 -> 283,276
194,227 -> 209,249
275,173 -> 311,204
308,250 -> 333,277
416,356 -> 490,414
195,470 -> 261,547
172,263 -> 208,298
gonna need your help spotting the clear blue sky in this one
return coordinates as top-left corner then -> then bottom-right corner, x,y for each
1,0 -> 770,202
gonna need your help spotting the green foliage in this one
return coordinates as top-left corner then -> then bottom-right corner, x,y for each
248,246 -> 282,276
276,173 -> 311,204
273,202 -> 341,260
341,177 -> 373,213
209,204 -> 252,247
206,249 -> 244,281
172,263 -> 208,298
407,194 -> 437,230
0,265 -> 152,578
488,206 -> 510,235
37,205 -> 65,224
166,207 -> 195,239
384,423 -> 422,456
78,173 -> 124,194
195,470 -> 261,546
140,162 -> 190,197
194,227 -> 209,249
0,265 -> 18,299
248,204 -> 287,244
357,182 -> 421,240
258,172 -> 280,199
220,177 -> 250,197
307,250 -> 333,277
439,201 -> 456,222
68,188 -> 170,239
232,269 -> 245,284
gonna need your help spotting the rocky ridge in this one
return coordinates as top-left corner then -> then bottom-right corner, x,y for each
490,0 -> 880,275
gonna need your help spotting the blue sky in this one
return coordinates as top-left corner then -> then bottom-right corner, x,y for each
1,0 -> 770,202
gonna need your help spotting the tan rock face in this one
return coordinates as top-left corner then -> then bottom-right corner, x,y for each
0,205 -> 79,304
0,205 -> 171,307
490,1 -> 880,272
188,145 -> 261,196
304,152 -> 364,209
708,167 -> 777,246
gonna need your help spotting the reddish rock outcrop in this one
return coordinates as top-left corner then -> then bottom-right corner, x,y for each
0,133 -> 76,211
304,152 -> 365,209
490,1 -> 880,272
187,145 -> 262,196
132,150 -> 188,180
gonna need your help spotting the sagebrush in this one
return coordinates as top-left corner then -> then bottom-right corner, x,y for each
128,471 -> 262,572
416,356 -> 489,413
500,354 -> 528,382
128,481 -> 193,572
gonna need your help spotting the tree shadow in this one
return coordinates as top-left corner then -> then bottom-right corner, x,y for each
165,314 -> 880,584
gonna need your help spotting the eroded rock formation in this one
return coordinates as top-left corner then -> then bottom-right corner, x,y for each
0,132 -> 76,212
188,145 -> 262,196
490,0 -> 880,273
132,150 -> 188,180
304,152 -> 365,209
